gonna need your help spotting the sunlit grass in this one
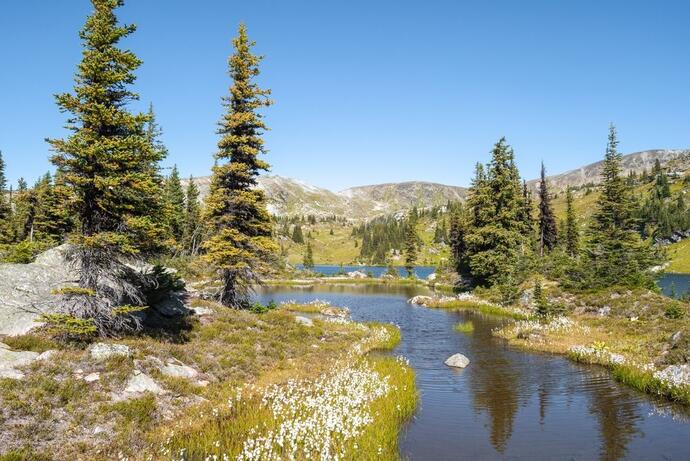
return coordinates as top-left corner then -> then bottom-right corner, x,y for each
157,322 -> 416,460
453,321 -> 474,334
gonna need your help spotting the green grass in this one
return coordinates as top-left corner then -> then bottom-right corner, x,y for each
667,238 -> 690,273
157,321 -> 416,460
427,299 -> 531,320
453,321 -> 474,334
1,334 -> 60,353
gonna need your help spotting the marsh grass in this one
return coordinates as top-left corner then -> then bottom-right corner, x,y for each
427,299 -> 530,320
454,321 -> 475,334
157,322 -> 416,461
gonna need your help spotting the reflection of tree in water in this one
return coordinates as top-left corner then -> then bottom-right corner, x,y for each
587,375 -> 641,461
468,316 -> 522,453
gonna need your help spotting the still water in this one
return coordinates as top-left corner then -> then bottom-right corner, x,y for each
256,284 -> 690,461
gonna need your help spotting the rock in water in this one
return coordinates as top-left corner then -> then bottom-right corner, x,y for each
445,353 -> 470,368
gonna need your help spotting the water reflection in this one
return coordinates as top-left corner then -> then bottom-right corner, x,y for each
255,286 -> 690,461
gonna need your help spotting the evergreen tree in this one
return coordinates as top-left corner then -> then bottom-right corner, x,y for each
565,187 -> 579,257
584,125 -> 657,288
519,180 -> 534,234
404,215 -> 418,277
303,241 -> 314,270
182,176 -> 202,255
464,138 -> 527,286
533,279 -> 551,317
164,165 -> 186,241
291,224 -> 304,244
448,205 -> 470,278
203,24 -> 277,308
46,0 -> 167,335
538,162 -> 558,255
0,151 -> 10,240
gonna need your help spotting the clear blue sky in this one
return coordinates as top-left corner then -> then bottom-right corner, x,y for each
1,1 -> 688,191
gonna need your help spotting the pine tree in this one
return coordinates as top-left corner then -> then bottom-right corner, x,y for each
0,151 -> 10,240
584,125 -> 657,288
538,162 -> 558,255
46,0 -> 167,335
565,187 -> 579,257
203,24 -> 277,308
519,180 -> 534,234
404,214 -> 418,277
291,224 -> 304,244
533,279 -> 551,317
449,205 -> 470,278
164,165 -> 186,242
182,176 -> 202,255
303,241 -> 314,270
464,138 -> 527,286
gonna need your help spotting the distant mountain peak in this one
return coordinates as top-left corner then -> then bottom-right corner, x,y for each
184,148 -> 689,219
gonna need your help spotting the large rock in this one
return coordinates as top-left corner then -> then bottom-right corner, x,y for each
444,353 -> 470,368
90,343 -> 132,361
295,315 -> 314,327
159,359 -> 199,379
347,270 -> 367,279
0,244 -> 77,336
123,370 -> 164,395
0,346 -> 40,380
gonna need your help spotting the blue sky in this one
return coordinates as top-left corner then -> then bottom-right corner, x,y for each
1,1 -> 688,191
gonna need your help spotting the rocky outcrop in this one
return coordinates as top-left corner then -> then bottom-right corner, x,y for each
121,370 -> 164,397
445,353 -> 470,368
0,345 -> 41,379
0,244 -> 77,336
89,343 -> 132,361
0,245 -> 191,336
347,270 -> 367,279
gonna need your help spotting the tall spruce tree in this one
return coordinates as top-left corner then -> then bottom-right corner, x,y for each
565,187 -> 578,257
404,215 -> 418,277
465,138 -> 527,286
164,165 -> 186,242
584,125 -> 657,287
538,162 -> 558,255
47,0 -> 167,335
0,151 -> 10,240
449,204 -> 470,279
182,176 -> 202,255
303,241 -> 314,270
203,24 -> 277,308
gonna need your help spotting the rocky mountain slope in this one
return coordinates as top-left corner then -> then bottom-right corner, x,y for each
527,149 -> 690,192
186,149 -> 688,219
186,176 -> 467,219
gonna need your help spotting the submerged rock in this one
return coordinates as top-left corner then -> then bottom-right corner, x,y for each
90,343 -> 132,361
444,353 -> 470,368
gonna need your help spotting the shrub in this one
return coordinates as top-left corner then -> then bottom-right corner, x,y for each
38,313 -> 97,340
248,300 -> 278,314
665,302 -> 686,320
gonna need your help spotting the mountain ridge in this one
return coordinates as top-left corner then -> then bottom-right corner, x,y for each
185,148 -> 690,219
